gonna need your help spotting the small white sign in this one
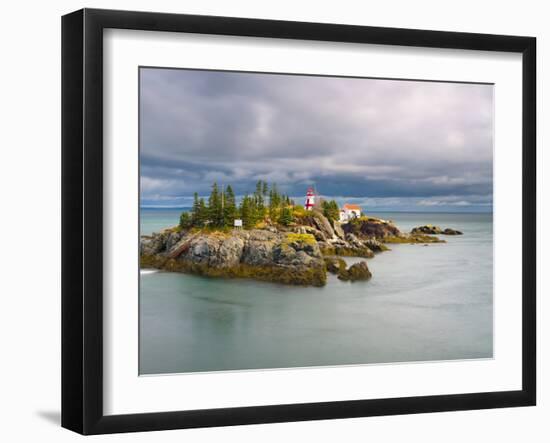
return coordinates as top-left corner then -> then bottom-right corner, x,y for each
234,219 -> 243,227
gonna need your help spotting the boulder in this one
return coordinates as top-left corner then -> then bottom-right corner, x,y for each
411,225 -> 443,235
338,261 -> 372,282
442,228 -> 463,235
324,257 -> 347,274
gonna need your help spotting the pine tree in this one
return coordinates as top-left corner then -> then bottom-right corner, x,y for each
223,185 -> 237,227
239,194 -> 254,229
278,205 -> 293,226
208,182 -> 224,227
179,211 -> 192,229
331,200 -> 340,220
254,180 -> 265,220
191,192 -> 200,226
322,199 -> 340,222
196,198 -> 207,227
268,183 -> 281,221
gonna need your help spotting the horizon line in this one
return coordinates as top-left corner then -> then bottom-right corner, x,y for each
139,205 -> 493,214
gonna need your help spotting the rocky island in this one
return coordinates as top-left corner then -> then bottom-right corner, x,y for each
140,181 -> 463,287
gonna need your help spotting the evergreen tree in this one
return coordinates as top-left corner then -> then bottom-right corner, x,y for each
322,200 -> 340,222
278,205 -> 293,226
191,192 -> 201,226
208,182 -> 224,227
239,194 -> 254,229
186,181 -> 307,230
223,185 -> 237,227
179,211 -> 192,229
254,180 -> 265,220
196,198 -> 207,227
190,192 -> 208,227
268,183 -> 281,221
331,200 -> 340,219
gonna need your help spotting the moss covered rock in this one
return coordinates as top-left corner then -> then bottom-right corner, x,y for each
364,238 -> 389,252
411,225 -> 443,235
324,257 -> 347,275
140,228 -> 326,286
343,217 -> 402,240
338,261 -> 372,282
384,234 -> 445,244
320,245 -> 375,258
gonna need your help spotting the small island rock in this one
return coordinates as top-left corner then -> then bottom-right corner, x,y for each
338,261 -> 372,282
411,225 -> 443,235
442,228 -> 463,235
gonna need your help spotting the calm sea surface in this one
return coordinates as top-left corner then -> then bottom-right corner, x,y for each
140,209 -> 493,375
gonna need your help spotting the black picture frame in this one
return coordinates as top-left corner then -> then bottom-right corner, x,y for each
62,8 -> 536,435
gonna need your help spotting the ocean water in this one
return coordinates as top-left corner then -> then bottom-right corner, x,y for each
141,208 -> 191,236
139,209 -> 493,375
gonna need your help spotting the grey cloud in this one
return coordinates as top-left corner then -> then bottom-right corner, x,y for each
140,68 -> 493,211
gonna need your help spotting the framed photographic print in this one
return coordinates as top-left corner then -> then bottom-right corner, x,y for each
61,8 -> 536,435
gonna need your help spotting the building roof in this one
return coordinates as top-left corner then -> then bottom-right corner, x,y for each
343,204 -> 361,210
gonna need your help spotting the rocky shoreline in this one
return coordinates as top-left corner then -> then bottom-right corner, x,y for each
140,211 -> 463,287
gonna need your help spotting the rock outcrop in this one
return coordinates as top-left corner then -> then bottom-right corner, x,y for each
331,220 -> 346,239
338,261 -> 372,282
363,238 -> 388,252
317,240 -> 375,258
384,233 -> 445,244
342,217 -> 443,244
295,211 -> 376,257
324,257 -> 372,282
343,217 -> 403,240
411,225 -> 443,235
141,230 -> 326,287
411,225 -> 463,236
442,228 -> 463,235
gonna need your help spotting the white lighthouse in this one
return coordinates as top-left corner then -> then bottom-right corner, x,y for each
305,187 -> 315,211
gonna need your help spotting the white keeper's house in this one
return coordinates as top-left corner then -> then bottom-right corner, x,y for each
339,204 -> 362,222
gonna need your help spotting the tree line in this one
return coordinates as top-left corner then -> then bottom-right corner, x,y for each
179,181 -> 297,229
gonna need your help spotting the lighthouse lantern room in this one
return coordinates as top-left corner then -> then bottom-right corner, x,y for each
305,187 -> 315,211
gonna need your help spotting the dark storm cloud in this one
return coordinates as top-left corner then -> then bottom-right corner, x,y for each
140,68 -> 493,211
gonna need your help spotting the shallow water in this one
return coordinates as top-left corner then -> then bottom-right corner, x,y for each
139,211 -> 493,375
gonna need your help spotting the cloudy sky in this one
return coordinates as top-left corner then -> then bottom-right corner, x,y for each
140,68 -> 493,212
